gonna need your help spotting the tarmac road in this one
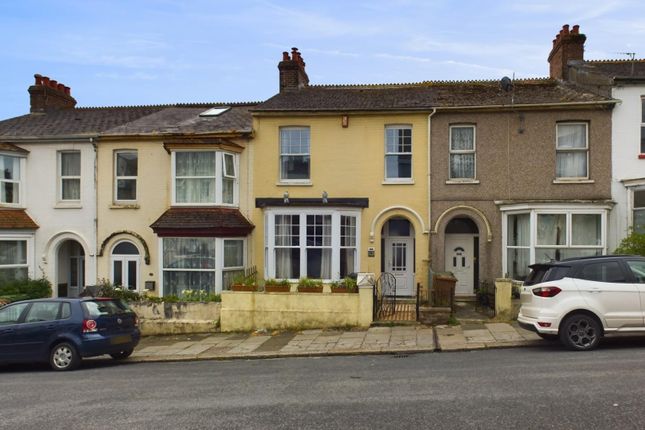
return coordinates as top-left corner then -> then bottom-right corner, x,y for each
2,340 -> 645,430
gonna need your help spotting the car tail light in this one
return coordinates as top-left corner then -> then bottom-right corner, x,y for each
532,286 -> 562,298
83,319 -> 98,333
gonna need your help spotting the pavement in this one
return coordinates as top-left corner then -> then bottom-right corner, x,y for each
129,302 -> 544,363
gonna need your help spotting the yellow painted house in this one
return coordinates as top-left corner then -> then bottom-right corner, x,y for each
249,49 -> 431,298
94,104 -> 257,296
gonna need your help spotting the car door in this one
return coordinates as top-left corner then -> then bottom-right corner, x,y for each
574,260 -> 642,328
623,259 -> 645,327
15,302 -> 63,359
0,302 -> 31,361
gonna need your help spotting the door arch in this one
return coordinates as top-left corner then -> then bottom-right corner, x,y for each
110,241 -> 140,291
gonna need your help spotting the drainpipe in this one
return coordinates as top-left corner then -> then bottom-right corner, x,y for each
427,108 -> 437,298
91,136 -> 98,286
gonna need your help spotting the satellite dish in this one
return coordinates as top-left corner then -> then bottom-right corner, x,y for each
500,76 -> 513,92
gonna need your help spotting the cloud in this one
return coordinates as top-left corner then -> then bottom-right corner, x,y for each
95,72 -> 158,80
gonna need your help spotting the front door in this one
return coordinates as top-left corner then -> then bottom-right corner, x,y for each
385,237 -> 414,296
445,234 -> 475,296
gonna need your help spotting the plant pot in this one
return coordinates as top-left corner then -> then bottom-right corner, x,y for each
298,285 -> 323,293
231,284 -> 258,292
331,287 -> 357,294
265,285 -> 291,293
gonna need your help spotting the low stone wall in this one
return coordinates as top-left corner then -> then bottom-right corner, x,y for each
129,302 -> 221,336
220,285 -> 373,332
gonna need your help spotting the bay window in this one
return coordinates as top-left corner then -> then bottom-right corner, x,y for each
265,209 -> 360,281
0,239 -> 29,282
172,151 -> 238,205
503,207 -> 606,281
161,236 -> 246,296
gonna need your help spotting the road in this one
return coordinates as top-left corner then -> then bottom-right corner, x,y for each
2,338 -> 645,430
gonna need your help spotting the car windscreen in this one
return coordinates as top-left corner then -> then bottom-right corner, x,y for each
82,299 -> 132,318
524,265 -> 571,286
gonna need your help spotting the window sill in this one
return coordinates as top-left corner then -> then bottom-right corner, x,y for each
276,181 -> 312,187
382,180 -> 415,185
552,179 -> 595,184
54,203 -> 82,209
445,179 -> 479,185
110,203 -> 140,209
638,154 -> 645,159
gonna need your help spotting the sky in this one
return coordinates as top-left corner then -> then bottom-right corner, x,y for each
1,0 -> 644,119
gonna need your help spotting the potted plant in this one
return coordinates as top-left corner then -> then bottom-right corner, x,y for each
297,277 -> 323,293
230,272 -> 259,292
331,277 -> 358,293
264,278 -> 291,293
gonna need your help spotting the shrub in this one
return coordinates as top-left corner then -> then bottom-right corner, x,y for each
614,230 -> 645,256
0,278 -> 52,303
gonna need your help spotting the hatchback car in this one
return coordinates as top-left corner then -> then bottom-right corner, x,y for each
518,255 -> 645,351
0,297 -> 140,370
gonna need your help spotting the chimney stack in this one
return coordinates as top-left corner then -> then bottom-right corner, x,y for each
28,74 -> 77,113
278,47 -> 309,92
548,24 -> 586,80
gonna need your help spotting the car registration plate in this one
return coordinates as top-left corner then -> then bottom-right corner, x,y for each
110,334 -> 132,345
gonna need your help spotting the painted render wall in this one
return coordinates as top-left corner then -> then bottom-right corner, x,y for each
250,113 -> 430,294
608,86 -> 645,251
430,108 -> 613,283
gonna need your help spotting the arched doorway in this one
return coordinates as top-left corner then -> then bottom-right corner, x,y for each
110,241 -> 140,291
381,217 -> 415,296
57,240 -> 85,297
444,217 -> 479,296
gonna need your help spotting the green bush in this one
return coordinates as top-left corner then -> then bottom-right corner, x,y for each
0,278 -> 52,303
614,230 -> 645,256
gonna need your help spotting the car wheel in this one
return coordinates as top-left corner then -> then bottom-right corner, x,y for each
537,333 -> 559,341
110,348 -> 134,360
559,313 -> 602,351
50,342 -> 80,371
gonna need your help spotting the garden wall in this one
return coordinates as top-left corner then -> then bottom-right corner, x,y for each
130,302 -> 221,335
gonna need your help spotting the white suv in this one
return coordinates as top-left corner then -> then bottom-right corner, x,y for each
518,255 -> 645,351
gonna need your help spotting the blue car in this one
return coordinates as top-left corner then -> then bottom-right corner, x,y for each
0,297 -> 140,371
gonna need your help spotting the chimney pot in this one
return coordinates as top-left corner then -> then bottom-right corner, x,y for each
28,74 -> 77,113
50,80 -> 58,88
57,83 -> 65,91
563,24 -> 570,34
572,25 -> 579,34
282,51 -> 290,61
42,76 -> 50,86
64,86 -> 71,95
548,24 -> 586,80
34,74 -> 43,85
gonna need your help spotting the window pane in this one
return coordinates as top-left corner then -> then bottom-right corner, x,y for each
386,128 -> 411,153
116,179 -> 136,200
388,219 -> 410,236
222,177 -> 234,204
341,216 -> 357,247
127,261 -> 137,289
275,248 -> 300,279
641,125 -> 645,154
557,124 -> 586,149
113,242 -> 139,255
635,190 -> 645,208
113,260 -> 123,286
451,127 -> 474,150
223,269 -> 244,290
25,302 -> 60,323
508,214 -> 530,246
571,214 -> 601,246
1,182 -> 18,204
340,248 -> 356,278
307,215 -> 331,246
280,155 -> 310,180
537,248 -> 601,263
627,260 -> 645,283
0,267 -> 28,283
175,178 -> 215,203
385,154 -> 411,179
176,152 -> 215,177
0,240 -> 26,265
507,248 -> 530,281
224,240 -> 244,267
556,152 -> 587,178
0,303 -> 29,324
116,152 -> 137,176
306,248 -> 331,279
1,155 -> 19,180
275,215 -> 299,246
634,209 -> 645,234
163,238 -> 215,269
61,152 -> 81,176
163,271 -> 215,296
450,153 -> 475,179
223,153 -> 235,177
62,178 -> 81,200
537,214 -> 566,246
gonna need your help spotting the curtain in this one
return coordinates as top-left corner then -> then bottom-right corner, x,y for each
556,124 -> 587,178
508,214 -> 529,246
537,214 -> 566,245
275,215 -> 297,279
450,153 -> 475,179
0,240 -> 26,265
451,127 -> 474,150
556,152 -> 586,178
61,152 -> 80,176
2,155 -> 19,180
224,240 -> 243,268
571,214 -> 601,246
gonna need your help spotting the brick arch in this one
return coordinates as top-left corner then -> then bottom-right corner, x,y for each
98,230 -> 150,265
431,205 -> 493,242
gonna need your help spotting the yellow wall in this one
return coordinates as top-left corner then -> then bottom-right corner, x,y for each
250,113 -> 430,293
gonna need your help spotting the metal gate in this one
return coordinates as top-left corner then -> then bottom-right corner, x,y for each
373,272 -> 396,320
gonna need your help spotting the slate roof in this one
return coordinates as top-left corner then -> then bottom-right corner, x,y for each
150,207 -> 255,237
0,209 -> 39,229
581,59 -> 645,79
0,103 -> 258,141
254,79 -> 612,113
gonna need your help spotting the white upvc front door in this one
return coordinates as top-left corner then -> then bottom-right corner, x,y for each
445,234 -> 475,296
385,237 -> 414,296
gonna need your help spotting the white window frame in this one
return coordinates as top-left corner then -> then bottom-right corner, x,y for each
159,236 -> 247,296
0,153 -> 26,207
555,122 -> 589,180
384,125 -> 413,182
264,208 -> 361,281
449,125 -> 476,180
640,97 -> 645,154
0,235 -> 34,281
58,150 -> 81,202
171,150 -> 239,206
501,204 -> 608,279
279,126 -> 311,183
110,240 -> 141,291
114,150 -> 138,203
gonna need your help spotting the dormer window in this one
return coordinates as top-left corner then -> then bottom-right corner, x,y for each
172,151 -> 238,206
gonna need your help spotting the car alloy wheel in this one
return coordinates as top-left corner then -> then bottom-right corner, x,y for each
50,342 -> 80,371
560,314 -> 601,351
